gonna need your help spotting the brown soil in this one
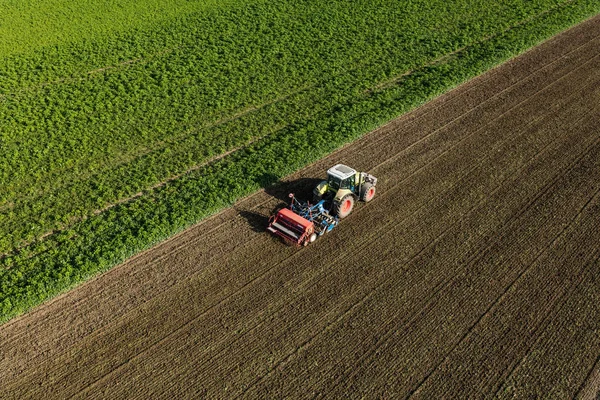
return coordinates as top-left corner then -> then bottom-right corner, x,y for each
2,14 -> 600,400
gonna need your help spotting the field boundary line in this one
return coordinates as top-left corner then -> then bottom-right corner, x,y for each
22,46 -> 599,366
16,39 -> 600,396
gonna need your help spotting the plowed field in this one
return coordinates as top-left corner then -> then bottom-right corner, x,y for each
2,14 -> 600,399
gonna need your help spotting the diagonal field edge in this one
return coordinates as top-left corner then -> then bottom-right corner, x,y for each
3,24 -> 600,394
3,9 -> 596,346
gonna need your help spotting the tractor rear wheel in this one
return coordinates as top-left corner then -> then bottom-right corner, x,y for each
360,183 -> 376,202
334,194 -> 355,219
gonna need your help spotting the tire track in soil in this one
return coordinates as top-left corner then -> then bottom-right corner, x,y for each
5,10 -> 597,323
151,119 -> 600,400
364,142 -> 600,398
67,43 -> 600,400
2,56 -> 592,400
318,145 -> 600,400
2,14 -> 600,399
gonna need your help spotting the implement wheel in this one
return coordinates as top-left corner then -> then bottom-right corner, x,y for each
334,194 -> 355,219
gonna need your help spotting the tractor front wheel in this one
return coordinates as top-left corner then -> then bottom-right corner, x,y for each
334,194 -> 355,219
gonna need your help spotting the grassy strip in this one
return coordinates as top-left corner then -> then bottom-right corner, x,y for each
1,0 -> 598,324
0,0 -> 579,253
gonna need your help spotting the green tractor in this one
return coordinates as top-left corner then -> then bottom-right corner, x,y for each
312,164 -> 378,218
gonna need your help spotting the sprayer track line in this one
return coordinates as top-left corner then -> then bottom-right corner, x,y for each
63,72 -> 600,396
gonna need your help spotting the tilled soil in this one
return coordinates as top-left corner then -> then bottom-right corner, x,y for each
2,14 -> 600,400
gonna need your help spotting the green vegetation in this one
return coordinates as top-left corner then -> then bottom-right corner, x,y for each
1,0 -> 599,323
0,0 -> 235,57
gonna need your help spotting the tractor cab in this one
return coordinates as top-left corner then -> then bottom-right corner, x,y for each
326,164 -> 357,192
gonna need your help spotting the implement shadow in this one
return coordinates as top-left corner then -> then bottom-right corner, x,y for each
238,175 -> 324,233
238,210 -> 269,233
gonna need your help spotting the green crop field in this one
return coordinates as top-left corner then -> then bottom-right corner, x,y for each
1,0 -> 599,323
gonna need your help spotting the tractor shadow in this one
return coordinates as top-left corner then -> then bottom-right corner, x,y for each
238,176 -> 324,233
263,177 -> 323,203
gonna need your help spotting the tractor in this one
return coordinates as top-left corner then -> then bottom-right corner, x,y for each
312,164 -> 377,218
267,164 -> 377,246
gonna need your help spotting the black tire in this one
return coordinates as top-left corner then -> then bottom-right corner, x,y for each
334,194 -> 355,218
360,183 -> 376,202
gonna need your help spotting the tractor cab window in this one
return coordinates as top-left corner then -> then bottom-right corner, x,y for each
328,174 -> 354,190
340,176 -> 354,189
327,174 -> 341,191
